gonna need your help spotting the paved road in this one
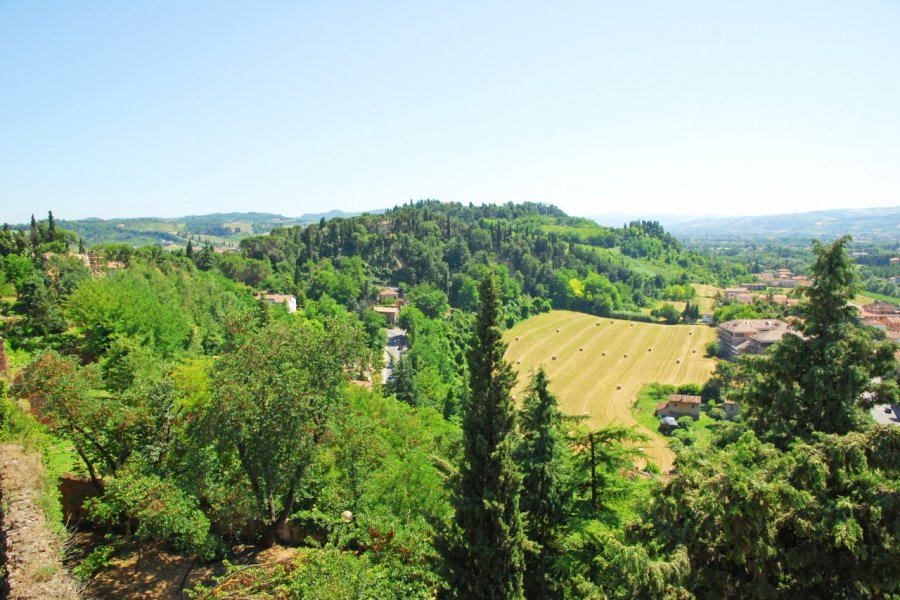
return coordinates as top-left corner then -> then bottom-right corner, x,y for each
872,403 -> 900,426
381,326 -> 408,384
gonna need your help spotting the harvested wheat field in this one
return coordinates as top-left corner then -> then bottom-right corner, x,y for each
504,310 -> 717,470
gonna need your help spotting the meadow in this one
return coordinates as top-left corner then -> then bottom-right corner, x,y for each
504,310 -> 717,469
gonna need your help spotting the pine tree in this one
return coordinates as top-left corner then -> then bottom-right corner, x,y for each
517,368 -> 568,599
443,273 -> 526,599
185,239 -> 194,260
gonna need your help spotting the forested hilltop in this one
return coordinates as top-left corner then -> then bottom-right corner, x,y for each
0,205 -> 897,598
236,200 -> 744,321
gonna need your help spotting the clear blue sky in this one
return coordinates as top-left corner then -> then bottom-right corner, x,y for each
1,1 -> 899,223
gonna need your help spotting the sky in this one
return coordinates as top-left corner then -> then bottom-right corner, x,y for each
1,1 -> 899,223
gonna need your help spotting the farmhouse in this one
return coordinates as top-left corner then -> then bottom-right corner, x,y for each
717,319 -> 789,360
372,305 -> 400,325
377,287 -> 402,304
258,292 -> 297,313
654,394 -> 702,419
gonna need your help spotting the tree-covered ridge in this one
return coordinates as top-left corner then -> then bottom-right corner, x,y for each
236,200 -> 740,320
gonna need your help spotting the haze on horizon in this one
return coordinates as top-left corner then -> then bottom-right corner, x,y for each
1,1 -> 898,224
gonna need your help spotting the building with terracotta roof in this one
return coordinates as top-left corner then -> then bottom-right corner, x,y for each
372,305 -> 400,325
717,319 -> 790,360
654,394 -> 702,419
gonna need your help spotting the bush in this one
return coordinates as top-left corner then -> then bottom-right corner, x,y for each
708,407 -> 727,421
676,383 -> 702,396
705,341 -> 720,358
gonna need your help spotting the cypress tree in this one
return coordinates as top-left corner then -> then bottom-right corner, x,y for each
47,210 -> 56,240
517,368 -> 568,600
444,272 -> 526,599
29,214 -> 38,250
387,354 -> 419,407
185,239 -> 194,260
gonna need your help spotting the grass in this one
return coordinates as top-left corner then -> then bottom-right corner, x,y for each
859,290 -> 900,304
692,283 -> 720,313
504,310 -> 717,470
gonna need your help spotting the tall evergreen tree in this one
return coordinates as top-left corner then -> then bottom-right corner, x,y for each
387,354 -> 419,407
517,368 -> 568,600
185,239 -> 194,260
443,273 -> 526,599
47,210 -> 56,240
29,214 -> 39,250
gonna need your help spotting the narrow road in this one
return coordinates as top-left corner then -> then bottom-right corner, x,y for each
381,326 -> 408,384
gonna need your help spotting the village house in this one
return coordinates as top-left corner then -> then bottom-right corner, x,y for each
377,286 -> 402,304
655,394 -> 702,419
258,292 -> 297,313
723,288 -> 754,304
717,319 -> 790,360
372,305 -> 400,325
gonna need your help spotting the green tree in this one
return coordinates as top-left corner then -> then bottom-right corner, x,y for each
387,354 -> 419,407
407,283 -> 450,319
640,428 -> 900,598
651,303 -> 681,324
516,368 -> 569,600
443,273 -> 526,599
11,351 -> 113,490
205,318 -> 363,546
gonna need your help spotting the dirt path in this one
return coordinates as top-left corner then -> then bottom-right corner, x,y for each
0,443 -> 79,600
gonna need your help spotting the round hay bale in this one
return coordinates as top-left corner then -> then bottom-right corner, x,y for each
689,331 -> 693,336
616,384 -> 622,390
579,347 -> 584,352
515,336 -> 519,341
556,328 -> 560,333
630,323 -> 634,326
552,354 -> 557,360
676,359 -> 681,364
624,353 -> 628,358
648,347 -> 652,351
601,351 -> 606,356
596,321 -> 601,326
516,359 -> 521,364
692,349 -> 697,353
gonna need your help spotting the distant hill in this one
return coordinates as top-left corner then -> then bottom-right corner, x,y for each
53,209 -> 380,248
665,206 -> 900,241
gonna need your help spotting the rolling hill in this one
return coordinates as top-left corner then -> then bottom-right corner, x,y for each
665,206 -> 900,241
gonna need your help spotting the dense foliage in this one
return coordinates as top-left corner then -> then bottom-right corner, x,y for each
1,208 -> 898,598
